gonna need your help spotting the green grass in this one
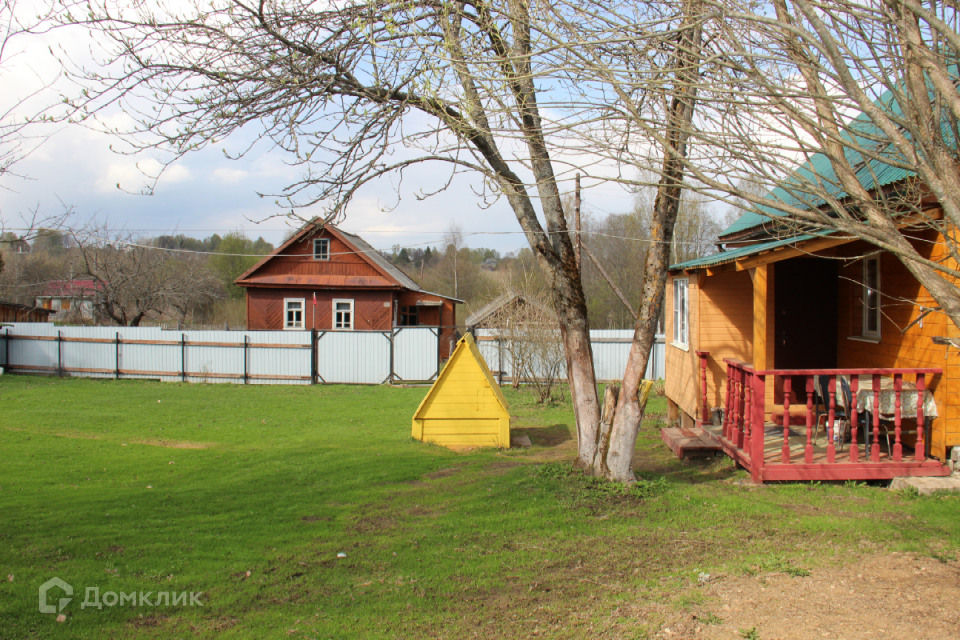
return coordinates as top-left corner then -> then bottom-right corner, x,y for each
2,374 -> 960,639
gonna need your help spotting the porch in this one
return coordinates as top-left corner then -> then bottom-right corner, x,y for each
684,355 -> 950,483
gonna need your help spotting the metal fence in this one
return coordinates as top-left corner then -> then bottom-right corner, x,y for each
0,323 -> 664,386
474,329 -> 665,383
0,323 -> 441,385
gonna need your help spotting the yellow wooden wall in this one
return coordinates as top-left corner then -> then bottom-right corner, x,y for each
413,335 -> 509,448
665,272 -> 701,420
835,231 -> 955,460
698,269 -> 754,411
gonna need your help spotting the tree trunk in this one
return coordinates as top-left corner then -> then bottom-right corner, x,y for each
595,1 -> 702,482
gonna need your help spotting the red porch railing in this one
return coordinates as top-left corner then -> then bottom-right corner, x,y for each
694,351 -> 947,483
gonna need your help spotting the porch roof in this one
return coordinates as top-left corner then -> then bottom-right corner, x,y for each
670,230 -> 836,271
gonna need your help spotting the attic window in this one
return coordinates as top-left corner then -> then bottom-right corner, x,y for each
313,238 -> 330,261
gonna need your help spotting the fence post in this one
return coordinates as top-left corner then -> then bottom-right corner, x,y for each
181,334 -> 186,383
115,332 -> 120,380
497,336 -> 503,386
4,327 -> 9,369
244,335 -> 249,385
389,329 -> 396,383
310,328 -> 317,385
57,330 -> 63,377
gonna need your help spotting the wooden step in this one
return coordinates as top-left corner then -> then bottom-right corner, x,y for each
661,426 -> 723,459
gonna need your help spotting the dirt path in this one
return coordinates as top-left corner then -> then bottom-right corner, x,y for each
655,553 -> 960,639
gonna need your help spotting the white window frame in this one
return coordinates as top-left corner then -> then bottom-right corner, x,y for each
862,253 -> 881,340
313,238 -> 330,261
283,297 -> 305,330
672,278 -> 689,349
333,298 -> 354,330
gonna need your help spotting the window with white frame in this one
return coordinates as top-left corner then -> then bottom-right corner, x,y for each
313,238 -> 330,261
284,298 -> 305,330
862,254 -> 881,339
673,278 -> 689,347
333,299 -> 354,330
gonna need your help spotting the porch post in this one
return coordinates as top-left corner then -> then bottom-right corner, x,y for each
696,351 -> 710,424
751,372 -> 766,484
752,264 -> 773,372
752,264 -> 774,425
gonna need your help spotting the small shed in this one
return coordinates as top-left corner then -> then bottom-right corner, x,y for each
0,301 -> 55,324
412,333 -> 510,448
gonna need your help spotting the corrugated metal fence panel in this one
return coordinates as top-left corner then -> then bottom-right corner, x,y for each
393,327 -> 439,382
474,329 -> 502,377
471,329 -> 666,382
5,323 -> 58,372
316,331 -> 391,384
244,330 -> 313,385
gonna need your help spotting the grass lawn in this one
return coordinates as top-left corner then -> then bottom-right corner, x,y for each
2,374 -> 960,639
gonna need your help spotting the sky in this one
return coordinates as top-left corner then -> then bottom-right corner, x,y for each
0,13 -> 641,257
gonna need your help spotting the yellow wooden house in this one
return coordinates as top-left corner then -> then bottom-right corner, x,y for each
412,333 -> 510,448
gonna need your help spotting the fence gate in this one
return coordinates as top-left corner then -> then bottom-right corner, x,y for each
315,331 -> 392,384
314,327 -> 440,385
393,327 -> 440,382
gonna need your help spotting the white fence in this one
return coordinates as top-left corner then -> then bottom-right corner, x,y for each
0,323 -> 663,386
474,329 -> 665,382
0,323 -> 440,385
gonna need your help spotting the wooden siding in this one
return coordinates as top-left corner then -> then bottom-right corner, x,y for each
698,269 -> 753,410
0,302 -> 53,323
244,229 -> 384,283
665,272 -> 701,420
413,333 -> 509,448
247,288 -> 393,331
835,231 -> 955,460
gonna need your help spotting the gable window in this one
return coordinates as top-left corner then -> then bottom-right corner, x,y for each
313,238 -> 330,261
398,305 -> 419,327
284,298 -> 305,330
673,278 -> 689,348
334,299 -> 354,330
862,254 -> 881,339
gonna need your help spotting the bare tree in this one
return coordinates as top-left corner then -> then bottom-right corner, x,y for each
639,0 -> 960,331
489,279 -> 566,401
76,220 -> 222,326
440,221 -> 466,300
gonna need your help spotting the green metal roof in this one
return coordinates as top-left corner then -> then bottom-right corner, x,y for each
718,87 -> 944,238
670,231 -> 836,271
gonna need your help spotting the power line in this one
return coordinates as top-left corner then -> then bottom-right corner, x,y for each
2,226 -> 761,259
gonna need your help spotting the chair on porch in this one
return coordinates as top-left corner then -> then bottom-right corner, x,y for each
813,375 -> 855,450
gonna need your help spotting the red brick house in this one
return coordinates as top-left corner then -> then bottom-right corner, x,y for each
235,223 -> 461,358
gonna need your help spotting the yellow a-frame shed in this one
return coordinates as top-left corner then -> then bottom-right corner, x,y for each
412,333 -> 510,448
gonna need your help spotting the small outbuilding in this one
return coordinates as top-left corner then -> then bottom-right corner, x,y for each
412,333 -> 510,448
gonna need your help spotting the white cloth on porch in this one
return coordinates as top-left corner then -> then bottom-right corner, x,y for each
847,375 -> 938,419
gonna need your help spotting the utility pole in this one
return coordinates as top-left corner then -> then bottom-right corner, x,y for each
574,173 -> 582,269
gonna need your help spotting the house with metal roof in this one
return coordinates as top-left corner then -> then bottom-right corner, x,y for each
235,222 -> 463,359
662,117 -> 956,482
